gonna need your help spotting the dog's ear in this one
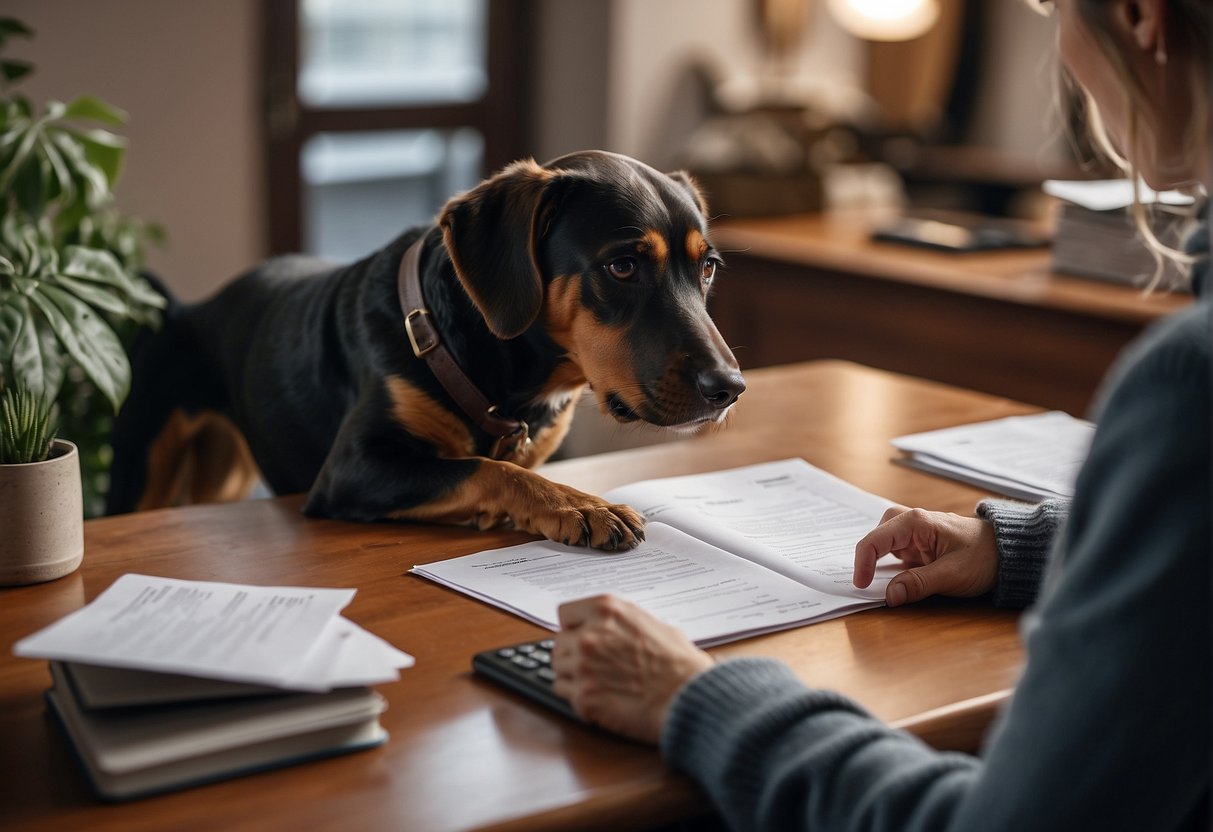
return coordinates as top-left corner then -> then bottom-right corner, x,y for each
439,158 -> 557,339
666,170 -> 709,218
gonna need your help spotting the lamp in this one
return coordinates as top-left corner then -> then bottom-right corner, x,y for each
827,0 -> 940,42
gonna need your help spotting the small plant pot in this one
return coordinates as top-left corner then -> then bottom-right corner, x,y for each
0,439 -> 84,586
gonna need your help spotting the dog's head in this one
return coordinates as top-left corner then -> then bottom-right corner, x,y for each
438,150 -> 744,429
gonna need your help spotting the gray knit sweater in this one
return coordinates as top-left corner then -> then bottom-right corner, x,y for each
662,219 -> 1211,831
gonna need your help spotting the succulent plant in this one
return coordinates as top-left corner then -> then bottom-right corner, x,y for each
0,381 -> 57,464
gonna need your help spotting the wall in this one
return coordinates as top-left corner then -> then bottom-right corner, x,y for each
604,0 -> 1065,167
606,0 -> 862,169
5,0 -> 263,302
965,1 -> 1066,162
4,1 -> 1064,303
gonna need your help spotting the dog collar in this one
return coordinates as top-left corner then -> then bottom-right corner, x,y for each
397,237 -> 531,461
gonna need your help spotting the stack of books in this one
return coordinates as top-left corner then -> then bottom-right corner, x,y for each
15,574 -> 412,801
1044,179 -> 1193,289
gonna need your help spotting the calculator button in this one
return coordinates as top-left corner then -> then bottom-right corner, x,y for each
496,648 -> 517,658
539,639 -> 555,650
531,650 -> 551,664
537,667 -> 556,683
516,644 -> 537,654
510,655 -> 540,670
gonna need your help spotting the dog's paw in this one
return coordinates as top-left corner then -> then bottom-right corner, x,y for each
527,491 -> 646,551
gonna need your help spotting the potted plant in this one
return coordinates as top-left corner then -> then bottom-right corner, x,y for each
0,18 -> 165,520
0,382 -> 82,585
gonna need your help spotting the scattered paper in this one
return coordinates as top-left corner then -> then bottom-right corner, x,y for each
15,574 -> 413,691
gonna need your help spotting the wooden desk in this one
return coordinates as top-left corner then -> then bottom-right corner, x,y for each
1,361 -> 1035,832
710,212 -> 1188,416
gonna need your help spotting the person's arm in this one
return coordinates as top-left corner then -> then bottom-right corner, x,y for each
662,308 -> 1211,832
976,498 -> 1068,609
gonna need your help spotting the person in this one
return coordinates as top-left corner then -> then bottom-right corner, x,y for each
551,0 -> 1211,828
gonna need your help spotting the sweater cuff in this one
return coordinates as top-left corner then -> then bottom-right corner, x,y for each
661,657 -> 867,792
976,498 -> 1067,609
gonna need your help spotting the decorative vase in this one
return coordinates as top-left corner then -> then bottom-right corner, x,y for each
0,439 -> 84,586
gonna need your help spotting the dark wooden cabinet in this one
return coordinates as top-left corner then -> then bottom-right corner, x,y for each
708,213 -> 1188,417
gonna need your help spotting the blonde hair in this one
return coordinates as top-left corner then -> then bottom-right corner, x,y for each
1043,0 -> 1210,288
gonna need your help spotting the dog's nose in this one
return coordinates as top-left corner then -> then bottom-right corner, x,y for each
696,368 -> 745,410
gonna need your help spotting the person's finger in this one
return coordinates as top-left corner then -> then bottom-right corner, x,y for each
880,504 -> 910,523
885,555 -> 966,607
557,594 -> 610,629
853,508 -> 927,587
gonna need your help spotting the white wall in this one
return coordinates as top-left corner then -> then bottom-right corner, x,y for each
5,0 -> 263,302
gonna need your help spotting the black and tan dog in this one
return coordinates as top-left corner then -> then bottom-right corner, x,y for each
106,151 -> 745,549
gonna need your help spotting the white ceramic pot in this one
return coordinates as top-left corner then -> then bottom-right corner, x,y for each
0,439 -> 84,586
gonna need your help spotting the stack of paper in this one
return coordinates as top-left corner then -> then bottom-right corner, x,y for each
15,574 -> 413,800
1043,179 -> 1191,289
891,411 -> 1095,502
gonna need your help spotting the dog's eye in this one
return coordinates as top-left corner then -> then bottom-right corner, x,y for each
606,257 -> 638,280
701,259 -> 719,283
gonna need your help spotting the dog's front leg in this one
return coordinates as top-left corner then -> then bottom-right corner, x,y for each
392,459 -> 646,550
305,433 -> 645,550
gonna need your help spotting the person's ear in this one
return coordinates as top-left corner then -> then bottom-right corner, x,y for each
1113,0 -> 1164,55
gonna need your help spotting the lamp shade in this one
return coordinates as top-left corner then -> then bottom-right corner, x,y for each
828,0 -> 939,41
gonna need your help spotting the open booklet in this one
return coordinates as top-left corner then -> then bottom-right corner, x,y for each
412,459 -> 904,647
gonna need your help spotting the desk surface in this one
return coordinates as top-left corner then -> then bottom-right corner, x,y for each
712,211 -> 1187,325
1,361 -> 1036,832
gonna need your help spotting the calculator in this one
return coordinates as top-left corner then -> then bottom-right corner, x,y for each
472,638 -> 578,720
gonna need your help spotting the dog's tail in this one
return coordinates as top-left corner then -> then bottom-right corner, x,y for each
105,275 -> 260,515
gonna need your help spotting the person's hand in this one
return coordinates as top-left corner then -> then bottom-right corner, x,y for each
854,506 -> 999,607
552,595 -> 713,745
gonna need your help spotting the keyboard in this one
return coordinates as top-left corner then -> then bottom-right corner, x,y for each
472,638 -> 578,720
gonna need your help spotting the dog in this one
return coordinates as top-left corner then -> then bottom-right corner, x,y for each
106,150 -> 745,550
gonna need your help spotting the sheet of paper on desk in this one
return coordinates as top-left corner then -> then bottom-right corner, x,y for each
14,574 -> 414,690
891,411 -> 1094,501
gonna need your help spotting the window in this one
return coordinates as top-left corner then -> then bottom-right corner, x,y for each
262,0 -> 532,257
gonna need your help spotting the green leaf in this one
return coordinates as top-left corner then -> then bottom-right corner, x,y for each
39,130 -> 75,203
0,117 -> 40,196
0,296 -> 23,363
123,273 -> 167,310
0,254 -> 14,275
4,295 -> 65,401
62,95 -> 127,126
59,245 -> 128,288
51,273 -> 129,316
0,19 -> 34,37
28,283 -> 129,410
48,131 -> 110,208
1,61 -> 33,83
70,127 -> 126,186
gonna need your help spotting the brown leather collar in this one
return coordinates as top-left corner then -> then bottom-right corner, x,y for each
396,237 -> 530,461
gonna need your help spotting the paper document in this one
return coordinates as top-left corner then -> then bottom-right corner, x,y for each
1043,179 -> 1195,211
15,574 -> 413,690
412,459 -> 900,647
891,411 -> 1094,501
604,457 -> 900,593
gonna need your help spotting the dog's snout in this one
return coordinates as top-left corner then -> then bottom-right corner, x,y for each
696,368 -> 745,410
